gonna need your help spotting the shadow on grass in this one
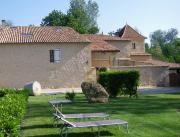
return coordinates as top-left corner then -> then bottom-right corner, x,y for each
25,93 -> 180,118
21,124 -> 55,130
27,131 -> 113,137
22,93 -> 180,137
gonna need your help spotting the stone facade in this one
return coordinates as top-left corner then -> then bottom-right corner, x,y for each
91,52 -> 117,67
0,43 -> 91,88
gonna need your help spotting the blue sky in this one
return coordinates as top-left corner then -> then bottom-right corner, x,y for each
0,0 -> 180,42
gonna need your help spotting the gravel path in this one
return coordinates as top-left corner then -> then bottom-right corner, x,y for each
139,87 -> 180,94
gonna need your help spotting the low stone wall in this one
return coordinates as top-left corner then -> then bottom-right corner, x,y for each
110,65 -> 169,87
130,54 -> 152,61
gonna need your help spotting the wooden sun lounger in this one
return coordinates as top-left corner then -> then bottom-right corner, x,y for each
54,114 -> 128,137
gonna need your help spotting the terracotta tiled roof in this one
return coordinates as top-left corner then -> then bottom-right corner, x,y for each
83,34 -> 122,52
149,59 -> 180,69
83,34 -> 130,42
90,41 -> 120,52
0,26 -> 89,43
119,24 -> 146,41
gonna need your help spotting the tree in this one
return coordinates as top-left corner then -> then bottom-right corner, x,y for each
108,28 -> 122,36
86,0 -> 99,29
41,10 -> 67,26
165,28 -> 178,43
67,0 -> 99,34
145,43 -> 150,52
41,0 -> 99,34
0,20 -> 13,26
148,28 -> 179,63
150,28 -> 178,47
150,30 -> 166,48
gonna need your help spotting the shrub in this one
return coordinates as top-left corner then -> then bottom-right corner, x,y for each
98,70 -> 139,98
99,67 -> 107,72
0,89 -> 29,137
65,90 -> 75,102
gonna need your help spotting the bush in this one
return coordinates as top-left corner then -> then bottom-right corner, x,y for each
65,90 -> 75,101
99,67 -> 107,72
0,89 -> 29,137
98,70 -> 139,98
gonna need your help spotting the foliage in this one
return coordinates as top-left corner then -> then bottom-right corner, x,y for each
0,20 -> 13,26
41,0 -> 99,34
41,10 -> 68,26
65,91 -> 76,101
99,67 -> 107,72
0,89 -> 29,137
108,28 -> 122,36
147,28 -> 180,63
98,70 -> 139,98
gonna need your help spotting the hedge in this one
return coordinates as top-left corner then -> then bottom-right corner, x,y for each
0,89 -> 29,137
98,70 -> 140,97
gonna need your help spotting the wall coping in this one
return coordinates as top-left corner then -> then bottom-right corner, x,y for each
110,65 -> 169,69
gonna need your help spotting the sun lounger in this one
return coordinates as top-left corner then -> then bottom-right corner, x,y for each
51,103 -> 109,126
54,114 -> 128,137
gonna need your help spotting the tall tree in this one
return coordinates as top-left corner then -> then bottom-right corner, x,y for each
67,0 -> 99,34
148,28 -> 179,63
150,30 -> 166,48
41,0 -> 99,34
41,10 -> 67,26
165,28 -> 178,43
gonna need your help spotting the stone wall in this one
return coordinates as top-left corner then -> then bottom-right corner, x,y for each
0,43 -> 91,88
86,67 -> 97,82
108,41 -> 131,58
130,54 -> 152,61
110,65 -> 169,87
91,51 -> 117,67
107,40 -> 145,58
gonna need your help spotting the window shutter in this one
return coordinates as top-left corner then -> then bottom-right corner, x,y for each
50,50 -> 54,62
54,49 -> 61,63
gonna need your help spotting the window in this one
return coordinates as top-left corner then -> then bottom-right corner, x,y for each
50,48 -> 61,63
132,43 -> 136,49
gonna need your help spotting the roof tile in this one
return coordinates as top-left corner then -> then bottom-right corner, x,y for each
119,24 -> 146,41
0,26 -> 89,43
90,41 -> 120,52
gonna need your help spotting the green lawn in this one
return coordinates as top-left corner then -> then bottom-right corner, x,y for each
21,93 -> 180,137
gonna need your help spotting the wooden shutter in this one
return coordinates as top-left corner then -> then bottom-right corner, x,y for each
50,50 -> 54,62
54,49 -> 61,63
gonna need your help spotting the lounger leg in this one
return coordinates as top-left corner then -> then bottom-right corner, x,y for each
53,116 -> 58,127
97,127 -> 100,137
65,128 -> 68,137
118,125 -> 121,130
60,127 -> 68,137
126,123 -> 129,133
91,127 -> 94,132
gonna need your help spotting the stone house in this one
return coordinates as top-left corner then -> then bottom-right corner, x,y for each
83,24 -> 180,87
0,24 -> 179,88
0,26 -> 92,88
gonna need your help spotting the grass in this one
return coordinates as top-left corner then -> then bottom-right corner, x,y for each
21,93 -> 180,137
